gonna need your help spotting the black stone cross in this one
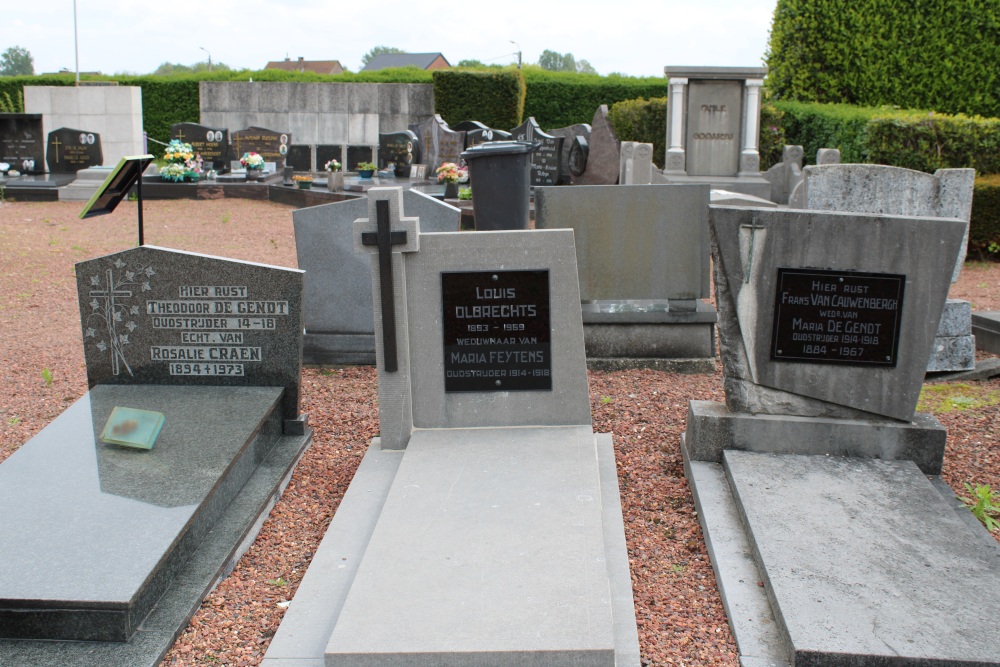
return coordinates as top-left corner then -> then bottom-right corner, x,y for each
361,199 -> 407,372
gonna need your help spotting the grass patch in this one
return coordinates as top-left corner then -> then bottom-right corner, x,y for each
917,382 -> 1000,414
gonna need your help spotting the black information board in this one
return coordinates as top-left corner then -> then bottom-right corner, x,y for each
442,270 -> 551,392
770,268 -> 905,367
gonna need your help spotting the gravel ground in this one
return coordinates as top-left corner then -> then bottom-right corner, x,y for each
1,198 -> 997,666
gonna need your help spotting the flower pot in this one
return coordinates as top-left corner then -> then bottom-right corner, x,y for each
296,181 -> 312,190
327,172 -> 344,191
358,170 -> 374,179
444,182 -> 459,199
246,169 -> 261,182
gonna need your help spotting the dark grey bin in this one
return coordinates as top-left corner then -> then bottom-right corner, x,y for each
460,141 -> 537,231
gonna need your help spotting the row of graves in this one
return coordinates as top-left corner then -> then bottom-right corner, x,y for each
1,146 -> 998,665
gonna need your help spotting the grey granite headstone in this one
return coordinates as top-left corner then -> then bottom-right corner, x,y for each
549,122 -> 591,184
293,190 -> 460,364
411,114 -> 464,172
620,142 -> 654,185
510,117 -> 565,186
816,147 -> 840,165
47,127 -> 103,173
576,106 -> 620,185
710,206 -> 965,421
171,122 -> 231,173
230,126 -> 292,170
685,80 -> 742,177
535,184 -> 710,302
75,246 -> 304,422
762,144 -> 803,204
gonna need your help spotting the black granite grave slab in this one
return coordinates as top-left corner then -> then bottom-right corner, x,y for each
346,145 -> 374,171
230,127 -> 291,169
316,144 -> 344,172
0,113 -> 45,174
510,117 -> 565,186
47,127 -> 103,173
0,384 -> 285,642
75,246 -> 304,423
171,123 -> 231,173
286,144 -> 312,171
378,130 -> 419,175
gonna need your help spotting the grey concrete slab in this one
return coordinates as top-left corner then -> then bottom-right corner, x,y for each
294,189 -> 459,364
534,184 -> 711,301
925,357 -> 1000,383
685,400 -> 947,474
682,450 -> 790,667
262,439 -> 403,666
711,206 -> 965,421
584,322 -> 714,358
586,357 -> 717,374
724,450 -> 1000,666
972,311 -> 1000,354
325,427 -> 615,666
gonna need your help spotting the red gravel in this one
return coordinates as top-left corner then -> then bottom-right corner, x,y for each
1,198 -> 997,667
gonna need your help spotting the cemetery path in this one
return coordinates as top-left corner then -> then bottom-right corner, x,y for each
0,199 -> 996,667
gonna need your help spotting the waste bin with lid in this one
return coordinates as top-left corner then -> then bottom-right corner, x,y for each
460,141 -> 538,231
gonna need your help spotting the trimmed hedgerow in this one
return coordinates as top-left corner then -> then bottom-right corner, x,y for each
432,68 -> 525,130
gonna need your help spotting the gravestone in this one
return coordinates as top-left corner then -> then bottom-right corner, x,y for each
286,144 -> 312,171
378,129 -> 419,175
619,141 -> 655,185
576,106 -> 620,185
47,127 -> 103,173
788,164 -> 976,371
316,144 -> 344,172
346,145 -> 374,171
293,190 -> 461,364
171,122 -> 231,173
816,147 -> 841,165
535,184 -> 715,371
464,126 -> 512,148
0,113 -> 45,174
264,187 -> 639,666
681,205 -> 1000,667
230,126 -> 291,170
662,67 -> 770,198
510,117 -> 565,186
549,122 -> 591,184
0,246 -> 311,666
761,144 -> 803,204
411,114 -> 464,171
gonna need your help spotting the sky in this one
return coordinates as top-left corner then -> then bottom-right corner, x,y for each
1,0 -> 777,78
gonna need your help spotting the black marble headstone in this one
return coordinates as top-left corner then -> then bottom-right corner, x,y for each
75,245 -> 304,422
230,127 -> 291,169
465,127 -> 513,149
316,144 -> 344,172
347,145 -> 374,171
46,127 -> 103,173
510,118 -> 565,186
171,122 -> 231,173
568,135 -> 590,178
378,130 -> 419,176
549,123 -> 591,184
0,113 -> 45,174
286,144 -> 312,171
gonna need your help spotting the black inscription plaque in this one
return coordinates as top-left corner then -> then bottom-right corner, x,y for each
442,270 -> 551,392
770,268 -> 905,367
510,118 -> 564,186
171,123 -> 230,172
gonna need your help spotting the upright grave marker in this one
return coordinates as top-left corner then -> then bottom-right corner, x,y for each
0,113 -> 45,174
47,127 -> 103,173
510,117 -> 564,186
378,129 -> 419,175
231,126 -> 291,170
171,122 -> 231,172
411,114 -> 464,171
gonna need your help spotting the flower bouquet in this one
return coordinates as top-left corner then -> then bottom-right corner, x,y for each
435,162 -> 468,184
324,158 -> 341,172
161,139 -> 203,182
240,151 -> 266,181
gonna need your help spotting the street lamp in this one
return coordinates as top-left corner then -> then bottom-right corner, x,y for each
199,47 -> 212,72
510,41 -> 522,69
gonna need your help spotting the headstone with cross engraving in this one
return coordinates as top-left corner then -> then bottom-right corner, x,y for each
47,127 -> 103,173
171,122 -> 231,173
510,117 -> 565,186
262,186 -> 638,666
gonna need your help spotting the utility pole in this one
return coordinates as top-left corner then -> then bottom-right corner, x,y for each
510,41 -> 522,69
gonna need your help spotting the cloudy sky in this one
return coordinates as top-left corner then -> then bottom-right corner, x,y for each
2,0 -> 777,78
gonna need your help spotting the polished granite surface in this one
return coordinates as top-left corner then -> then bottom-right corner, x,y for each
0,384 -> 283,638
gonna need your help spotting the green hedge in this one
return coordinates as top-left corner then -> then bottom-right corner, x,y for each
773,101 -> 1000,174
432,68 -> 525,130
521,67 -> 665,129
766,0 -> 1000,119
607,97 -> 666,168
971,175 -> 1000,259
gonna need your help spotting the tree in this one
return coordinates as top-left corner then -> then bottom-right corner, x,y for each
537,50 -> 595,74
0,46 -> 34,77
360,46 -> 406,68
152,61 -> 231,76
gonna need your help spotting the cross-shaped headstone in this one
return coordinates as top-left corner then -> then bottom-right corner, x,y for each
362,200 -> 407,372
355,189 -> 420,375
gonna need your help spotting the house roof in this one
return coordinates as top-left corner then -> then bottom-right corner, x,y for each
361,53 -> 450,71
265,58 -> 344,75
